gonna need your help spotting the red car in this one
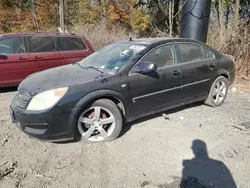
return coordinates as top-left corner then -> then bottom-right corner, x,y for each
0,33 -> 94,87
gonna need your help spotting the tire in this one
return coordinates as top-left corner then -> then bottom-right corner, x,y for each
205,76 -> 229,107
76,99 -> 123,143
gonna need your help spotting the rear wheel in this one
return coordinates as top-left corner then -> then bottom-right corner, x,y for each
205,76 -> 229,107
76,99 -> 123,143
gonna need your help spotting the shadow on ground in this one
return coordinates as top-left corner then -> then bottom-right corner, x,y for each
0,87 -> 17,93
119,101 -> 204,138
141,140 -> 237,188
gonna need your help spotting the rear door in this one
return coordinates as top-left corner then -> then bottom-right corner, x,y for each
57,36 -> 92,64
176,42 -> 217,104
26,35 -> 65,71
0,36 -> 34,86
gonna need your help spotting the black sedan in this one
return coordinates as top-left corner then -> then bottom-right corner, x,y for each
10,38 -> 236,143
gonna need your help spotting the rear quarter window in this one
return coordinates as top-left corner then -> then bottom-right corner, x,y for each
58,37 -> 87,51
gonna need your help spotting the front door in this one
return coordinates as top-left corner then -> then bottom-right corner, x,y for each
128,44 -> 183,117
176,43 -> 218,104
0,36 -> 35,86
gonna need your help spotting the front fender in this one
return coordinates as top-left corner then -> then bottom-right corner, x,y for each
68,89 -> 129,134
216,69 -> 230,80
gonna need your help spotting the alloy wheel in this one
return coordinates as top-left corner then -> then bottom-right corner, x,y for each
78,106 -> 116,142
212,80 -> 227,105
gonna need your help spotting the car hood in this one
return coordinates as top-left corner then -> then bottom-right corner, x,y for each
18,64 -> 109,95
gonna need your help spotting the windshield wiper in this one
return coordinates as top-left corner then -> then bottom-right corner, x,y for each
76,63 -> 107,74
83,65 -> 104,74
76,62 -> 86,69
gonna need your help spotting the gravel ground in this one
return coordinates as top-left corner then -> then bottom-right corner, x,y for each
0,86 -> 250,188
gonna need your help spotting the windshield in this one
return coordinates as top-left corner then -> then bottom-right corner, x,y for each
78,43 -> 146,73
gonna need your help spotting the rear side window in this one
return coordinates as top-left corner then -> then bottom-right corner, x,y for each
202,46 -> 215,58
58,37 -> 87,51
28,36 -> 56,53
0,36 -> 25,54
178,43 -> 203,63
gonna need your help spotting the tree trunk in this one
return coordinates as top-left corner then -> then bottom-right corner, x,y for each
234,0 -> 240,31
214,0 -> 220,28
101,0 -> 108,25
218,0 -> 224,40
31,0 -> 39,31
173,0 -> 180,35
169,0 -> 173,37
225,4 -> 230,29
59,0 -> 65,32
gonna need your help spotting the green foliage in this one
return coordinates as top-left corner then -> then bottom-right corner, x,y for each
68,0 -> 102,26
135,0 -> 158,10
130,8 -> 150,32
2,0 -> 33,10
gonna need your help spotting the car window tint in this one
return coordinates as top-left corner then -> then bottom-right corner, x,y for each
29,36 -> 56,53
59,37 -> 87,51
142,45 -> 176,68
178,43 -> 203,63
202,46 -> 215,58
0,36 -> 25,54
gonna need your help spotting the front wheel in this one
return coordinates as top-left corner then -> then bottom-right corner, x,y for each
76,99 -> 123,143
205,76 -> 229,107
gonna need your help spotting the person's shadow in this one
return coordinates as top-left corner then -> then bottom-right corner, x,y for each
180,139 -> 237,188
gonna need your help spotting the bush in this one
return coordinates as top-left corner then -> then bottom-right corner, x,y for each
72,22 -> 135,50
207,21 -> 250,82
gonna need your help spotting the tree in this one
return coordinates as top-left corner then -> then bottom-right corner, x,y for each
59,0 -> 65,32
234,0 -> 240,29
135,0 -> 181,36
30,0 -> 39,31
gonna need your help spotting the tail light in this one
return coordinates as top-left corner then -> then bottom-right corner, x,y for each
224,53 -> 236,65
230,55 -> 236,64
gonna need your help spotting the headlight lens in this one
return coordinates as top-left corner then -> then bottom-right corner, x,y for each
27,87 -> 68,111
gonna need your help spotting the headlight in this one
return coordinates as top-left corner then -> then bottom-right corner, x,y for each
27,87 -> 68,111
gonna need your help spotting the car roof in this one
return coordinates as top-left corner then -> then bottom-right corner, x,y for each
0,32 -> 79,38
119,37 -> 208,46
117,37 -> 221,56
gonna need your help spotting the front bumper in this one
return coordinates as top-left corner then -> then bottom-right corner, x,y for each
10,103 -> 75,142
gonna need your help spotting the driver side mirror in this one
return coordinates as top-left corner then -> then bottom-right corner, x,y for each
134,61 -> 157,74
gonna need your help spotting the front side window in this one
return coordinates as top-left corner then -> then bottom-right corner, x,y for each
78,43 -> 146,73
28,36 -> 56,53
142,45 -> 176,68
59,37 -> 87,51
178,43 -> 203,63
0,36 -> 25,54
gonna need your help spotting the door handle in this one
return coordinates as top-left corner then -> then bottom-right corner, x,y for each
34,56 -> 43,60
208,63 -> 215,69
18,57 -> 27,60
172,70 -> 181,76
